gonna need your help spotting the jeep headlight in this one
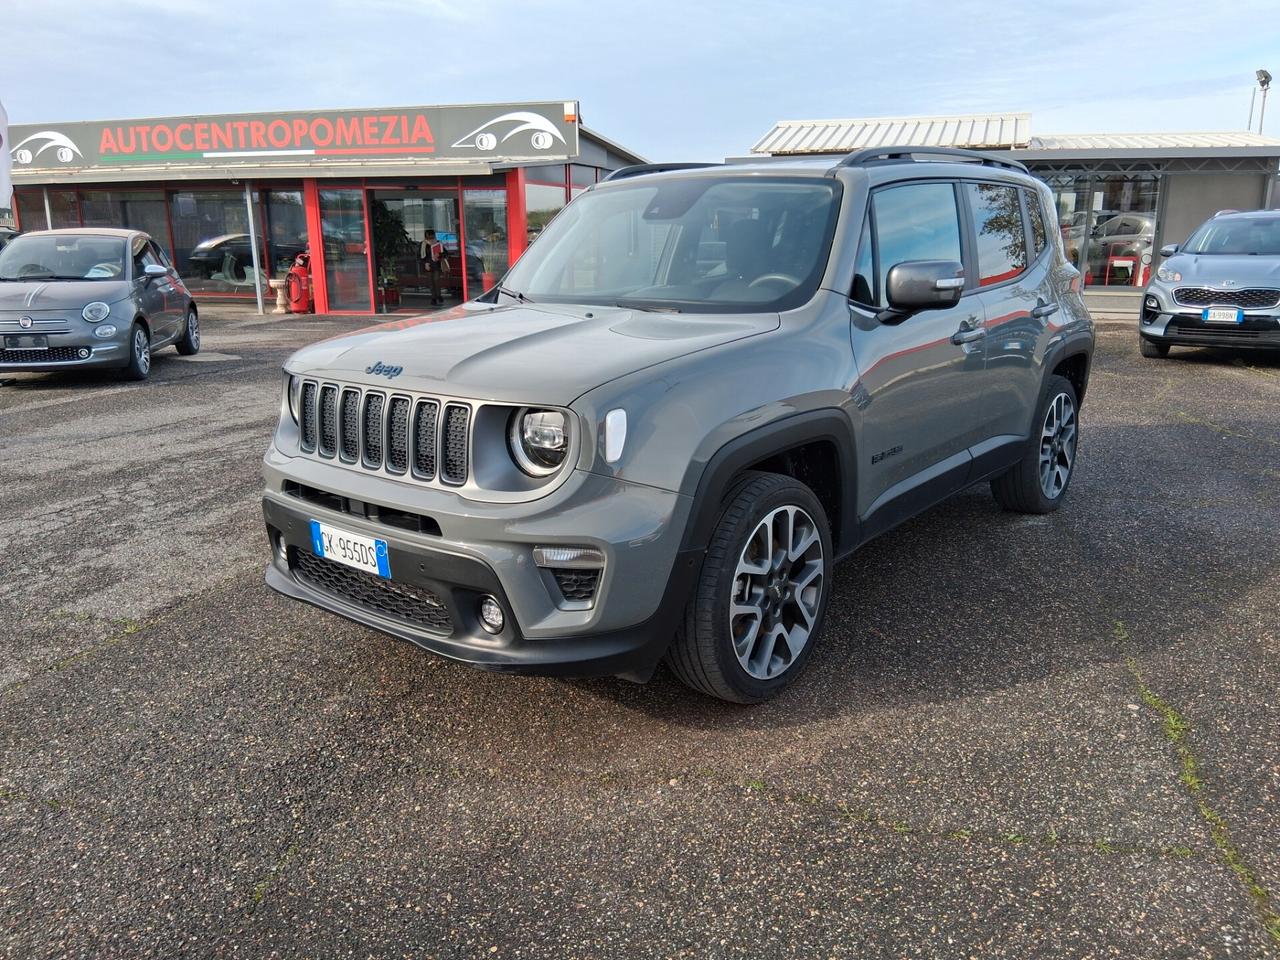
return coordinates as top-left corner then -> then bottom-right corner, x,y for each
1155,265 -> 1181,283
509,408 -> 568,476
82,301 -> 111,322
287,374 -> 302,424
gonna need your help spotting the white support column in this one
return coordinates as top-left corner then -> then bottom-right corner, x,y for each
42,186 -> 52,229
244,180 -> 265,315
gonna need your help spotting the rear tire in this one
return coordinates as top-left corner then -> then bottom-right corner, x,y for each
1139,337 -> 1170,359
991,374 -> 1079,514
119,322 -> 151,382
175,307 -> 200,356
667,472 -> 832,703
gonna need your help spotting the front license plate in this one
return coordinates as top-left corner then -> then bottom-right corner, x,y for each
4,334 -> 48,349
1204,307 -> 1243,324
309,520 -> 391,578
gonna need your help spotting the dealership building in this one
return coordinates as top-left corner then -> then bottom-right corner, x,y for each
5,101 -> 641,313
750,112 -> 1280,304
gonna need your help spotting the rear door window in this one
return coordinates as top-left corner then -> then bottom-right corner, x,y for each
965,182 -> 1028,286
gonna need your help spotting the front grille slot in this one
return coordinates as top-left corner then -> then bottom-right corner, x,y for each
413,400 -> 439,479
293,551 -> 453,635
386,397 -> 411,474
1173,287 -> 1280,310
299,381 -> 318,452
339,389 -> 361,462
1168,322 -> 1280,342
362,393 -> 386,468
0,346 -> 84,363
318,385 -> 339,457
442,404 -> 470,485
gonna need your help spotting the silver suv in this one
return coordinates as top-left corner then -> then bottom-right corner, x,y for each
1140,209 -> 1280,356
262,147 -> 1095,702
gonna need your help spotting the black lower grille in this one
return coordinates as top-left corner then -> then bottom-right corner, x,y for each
1169,322 -> 1280,342
0,346 -> 84,363
553,568 -> 600,603
1173,287 -> 1280,309
293,551 -> 453,634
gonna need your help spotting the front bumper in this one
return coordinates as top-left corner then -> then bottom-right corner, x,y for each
1139,289 -> 1280,350
261,448 -> 698,681
0,327 -> 129,371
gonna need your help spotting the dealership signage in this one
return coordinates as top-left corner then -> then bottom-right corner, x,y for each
7,101 -> 580,171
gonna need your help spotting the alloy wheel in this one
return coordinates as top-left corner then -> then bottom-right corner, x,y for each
187,311 -> 200,350
729,505 -> 825,680
1039,392 -> 1076,499
135,328 -> 151,375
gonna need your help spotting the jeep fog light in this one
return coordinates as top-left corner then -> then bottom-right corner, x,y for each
478,596 -> 505,634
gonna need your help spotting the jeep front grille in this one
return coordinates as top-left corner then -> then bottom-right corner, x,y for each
298,380 -> 470,487
1173,287 -> 1280,310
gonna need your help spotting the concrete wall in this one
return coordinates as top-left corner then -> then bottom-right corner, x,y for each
1158,172 -> 1270,247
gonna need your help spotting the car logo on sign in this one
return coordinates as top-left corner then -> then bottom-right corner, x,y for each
18,316 -> 33,329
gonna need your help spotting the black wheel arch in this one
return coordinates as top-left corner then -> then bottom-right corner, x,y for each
680,409 -> 859,559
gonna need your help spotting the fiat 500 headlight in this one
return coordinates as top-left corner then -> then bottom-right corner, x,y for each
509,408 -> 568,476
82,301 -> 111,322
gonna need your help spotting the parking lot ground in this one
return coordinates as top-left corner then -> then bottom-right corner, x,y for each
1,313 -> 1278,958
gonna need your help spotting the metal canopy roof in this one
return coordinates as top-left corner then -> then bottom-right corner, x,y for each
752,113 -> 1031,154
1029,132 -> 1280,150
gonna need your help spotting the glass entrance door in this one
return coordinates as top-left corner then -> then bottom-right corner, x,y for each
369,190 -> 465,310
319,189 -> 371,311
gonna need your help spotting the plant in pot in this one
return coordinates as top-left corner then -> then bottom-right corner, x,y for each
481,234 -> 504,293
370,199 -> 411,308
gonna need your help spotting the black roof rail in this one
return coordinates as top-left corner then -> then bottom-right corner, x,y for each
602,162 -> 722,182
831,146 -> 1028,174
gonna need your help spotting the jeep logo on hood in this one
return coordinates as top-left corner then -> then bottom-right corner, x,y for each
365,361 -> 403,379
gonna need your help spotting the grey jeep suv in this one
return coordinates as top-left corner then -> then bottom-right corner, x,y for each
1140,209 -> 1280,356
262,147 -> 1094,702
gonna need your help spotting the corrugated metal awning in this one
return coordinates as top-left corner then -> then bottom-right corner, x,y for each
1029,132 -> 1280,150
752,112 -> 1031,155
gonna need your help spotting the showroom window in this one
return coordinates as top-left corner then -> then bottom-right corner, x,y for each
1043,173 -> 1160,288
168,189 -> 266,298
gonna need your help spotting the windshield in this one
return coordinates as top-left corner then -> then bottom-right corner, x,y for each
500,177 -> 841,312
0,235 -> 128,280
1182,216 -> 1280,256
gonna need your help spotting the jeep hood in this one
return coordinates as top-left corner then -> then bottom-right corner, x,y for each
1164,253 -> 1280,286
284,302 -> 780,404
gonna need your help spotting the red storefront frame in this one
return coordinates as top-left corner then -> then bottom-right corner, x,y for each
11,172 -> 531,315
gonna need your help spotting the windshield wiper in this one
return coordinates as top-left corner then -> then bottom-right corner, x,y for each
12,274 -> 97,281
614,297 -> 682,313
495,285 -> 534,303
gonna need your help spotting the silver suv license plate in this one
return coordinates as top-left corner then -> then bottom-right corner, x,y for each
1204,307 -> 1243,324
309,520 -> 391,578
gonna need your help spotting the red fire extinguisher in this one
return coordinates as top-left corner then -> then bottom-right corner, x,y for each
286,252 -> 313,314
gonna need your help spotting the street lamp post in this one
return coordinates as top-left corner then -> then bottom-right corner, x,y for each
1258,69 -> 1273,134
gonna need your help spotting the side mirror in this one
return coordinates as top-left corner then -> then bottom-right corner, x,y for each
1159,243 -> 1179,257
880,260 -> 964,323
143,263 -> 168,281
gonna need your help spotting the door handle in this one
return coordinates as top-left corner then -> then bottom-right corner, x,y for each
950,318 -> 986,345
1031,300 -> 1060,320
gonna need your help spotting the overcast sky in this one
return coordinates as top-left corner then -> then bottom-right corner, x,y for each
4,0 -> 1279,161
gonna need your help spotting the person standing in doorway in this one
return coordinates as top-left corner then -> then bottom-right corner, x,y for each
420,229 -> 450,306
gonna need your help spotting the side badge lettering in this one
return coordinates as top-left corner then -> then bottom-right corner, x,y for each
871,445 -> 903,466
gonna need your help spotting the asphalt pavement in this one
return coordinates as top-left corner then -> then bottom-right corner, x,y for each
0,308 -> 1277,958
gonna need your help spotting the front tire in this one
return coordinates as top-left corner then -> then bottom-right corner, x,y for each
175,307 -> 200,356
667,472 -> 832,703
1139,337 -> 1169,359
990,374 -> 1079,514
119,323 -> 151,381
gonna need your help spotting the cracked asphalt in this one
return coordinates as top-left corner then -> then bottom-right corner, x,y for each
1,310 -> 1277,958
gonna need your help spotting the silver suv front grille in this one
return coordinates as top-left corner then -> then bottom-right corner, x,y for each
299,380 -> 470,486
1173,287 -> 1280,310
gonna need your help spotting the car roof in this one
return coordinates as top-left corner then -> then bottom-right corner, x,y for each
1211,209 -> 1280,221
20,227 -> 144,239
